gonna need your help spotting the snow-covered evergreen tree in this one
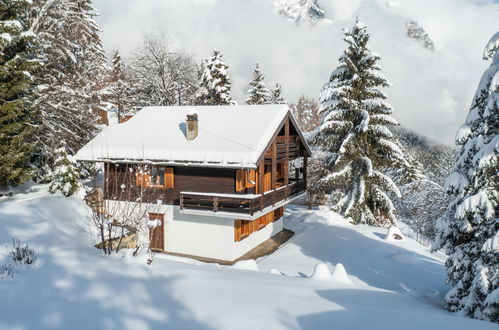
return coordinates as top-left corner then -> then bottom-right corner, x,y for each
314,20 -> 407,227
27,0 -> 108,178
432,32 -> 499,323
48,147 -> 82,197
246,63 -> 270,105
195,49 -> 234,105
270,82 -> 286,104
0,0 -> 39,186
107,50 -> 135,121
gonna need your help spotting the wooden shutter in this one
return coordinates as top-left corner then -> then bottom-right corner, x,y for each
136,172 -> 143,186
164,167 -> 174,189
234,220 -> 242,242
244,169 -> 256,188
135,170 -> 150,187
236,170 -> 244,192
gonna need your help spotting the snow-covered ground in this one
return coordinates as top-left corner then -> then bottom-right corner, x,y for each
0,190 -> 496,330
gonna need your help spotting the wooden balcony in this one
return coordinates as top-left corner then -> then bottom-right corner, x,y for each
179,180 -> 306,217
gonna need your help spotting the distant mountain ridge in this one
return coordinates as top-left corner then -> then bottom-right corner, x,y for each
273,0 -> 325,25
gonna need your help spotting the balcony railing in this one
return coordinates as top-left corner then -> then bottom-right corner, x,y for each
180,180 -> 306,216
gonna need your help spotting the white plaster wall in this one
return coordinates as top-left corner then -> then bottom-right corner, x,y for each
165,207 -> 236,261
166,207 -> 284,261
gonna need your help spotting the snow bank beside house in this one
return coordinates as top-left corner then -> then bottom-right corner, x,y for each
232,259 -> 259,271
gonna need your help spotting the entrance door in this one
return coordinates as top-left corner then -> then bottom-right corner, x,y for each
149,213 -> 164,251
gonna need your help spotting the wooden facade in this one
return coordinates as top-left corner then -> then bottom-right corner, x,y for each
103,113 -> 310,217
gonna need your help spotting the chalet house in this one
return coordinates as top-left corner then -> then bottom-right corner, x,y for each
75,104 -> 311,262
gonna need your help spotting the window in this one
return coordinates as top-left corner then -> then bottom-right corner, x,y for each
151,167 -> 165,186
136,166 -> 174,189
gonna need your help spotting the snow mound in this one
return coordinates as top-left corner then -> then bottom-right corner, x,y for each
385,226 -> 404,241
310,262 -> 333,281
232,259 -> 259,271
331,263 -> 353,285
268,268 -> 282,275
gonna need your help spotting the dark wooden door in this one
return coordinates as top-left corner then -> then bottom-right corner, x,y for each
149,213 -> 164,251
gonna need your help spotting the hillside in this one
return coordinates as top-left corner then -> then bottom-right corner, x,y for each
0,189 -> 496,330
392,126 -> 454,184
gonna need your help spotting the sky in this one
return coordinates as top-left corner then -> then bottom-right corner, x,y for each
93,0 -> 498,146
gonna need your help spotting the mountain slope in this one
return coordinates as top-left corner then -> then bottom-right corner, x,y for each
0,191 -> 496,329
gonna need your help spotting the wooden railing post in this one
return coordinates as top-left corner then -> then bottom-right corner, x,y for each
180,194 -> 184,210
284,119 -> 289,198
303,151 -> 308,188
272,140 -> 277,206
213,197 -> 219,212
258,164 -> 264,211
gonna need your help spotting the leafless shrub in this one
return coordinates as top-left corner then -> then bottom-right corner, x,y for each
0,263 -> 15,279
0,238 -> 38,280
9,238 -> 38,265
86,163 -> 164,260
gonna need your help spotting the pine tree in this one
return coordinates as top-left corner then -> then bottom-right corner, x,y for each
432,32 -> 499,323
49,146 -> 82,197
195,49 -> 234,105
107,50 -> 135,122
0,0 -> 39,186
314,20 -> 407,227
270,82 -> 286,104
245,63 -> 270,105
27,0 -> 108,178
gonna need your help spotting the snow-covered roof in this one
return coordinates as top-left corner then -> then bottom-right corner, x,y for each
75,105 -> 295,168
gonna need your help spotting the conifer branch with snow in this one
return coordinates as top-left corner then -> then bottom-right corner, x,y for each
0,0 -> 40,186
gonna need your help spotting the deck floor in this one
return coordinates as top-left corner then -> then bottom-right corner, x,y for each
162,229 -> 295,265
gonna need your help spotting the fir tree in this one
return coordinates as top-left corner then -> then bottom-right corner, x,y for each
245,63 -> 270,105
195,49 -> 234,105
0,0 -> 39,186
107,50 -> 135,122
314,20 -> 407,227
27,0 -> 108,178
269,82 -> 286,104
432,32 -> 499,323
49,146 -> 82,197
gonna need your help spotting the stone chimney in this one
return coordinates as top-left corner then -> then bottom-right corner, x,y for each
186,113 -> 198,141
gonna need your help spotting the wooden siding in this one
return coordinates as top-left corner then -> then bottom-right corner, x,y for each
104,164 -> 236,205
